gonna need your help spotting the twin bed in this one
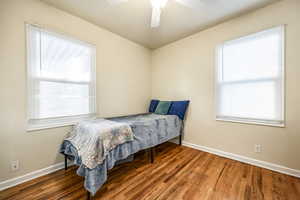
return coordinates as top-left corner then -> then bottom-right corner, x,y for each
60,100 -> 189,199
60,101 -> 189,199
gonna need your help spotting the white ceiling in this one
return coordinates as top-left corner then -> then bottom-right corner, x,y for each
42,0 -> 279,49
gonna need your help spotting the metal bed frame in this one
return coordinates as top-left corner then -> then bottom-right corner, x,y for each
64,131 -> 183,200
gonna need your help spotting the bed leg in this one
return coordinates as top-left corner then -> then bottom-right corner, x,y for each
64,154 -> 68,170
150,147 -> 154,163
87,191 -> 92,200
179,135 -> 182,146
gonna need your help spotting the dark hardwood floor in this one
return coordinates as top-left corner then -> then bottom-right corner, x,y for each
1,142 -> 299,200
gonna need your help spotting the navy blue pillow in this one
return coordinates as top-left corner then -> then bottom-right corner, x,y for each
168,100 -> 190,120
149,99 -> 160,113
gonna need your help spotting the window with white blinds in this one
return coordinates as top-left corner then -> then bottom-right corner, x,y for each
216,26 -> 285,127
26,24 -> 96,131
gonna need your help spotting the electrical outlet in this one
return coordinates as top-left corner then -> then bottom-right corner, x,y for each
11,160 -> 19,171
254,144 -> 262,153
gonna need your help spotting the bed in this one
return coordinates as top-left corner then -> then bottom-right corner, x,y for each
60,112 -> 184,199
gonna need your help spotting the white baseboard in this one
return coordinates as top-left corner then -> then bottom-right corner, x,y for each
0,161 -> 72,191
1,142 -> 299,192
182,141 -> 300,178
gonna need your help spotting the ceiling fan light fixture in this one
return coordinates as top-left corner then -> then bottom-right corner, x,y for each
150,0 -> 168,28
151,0 -> 169,9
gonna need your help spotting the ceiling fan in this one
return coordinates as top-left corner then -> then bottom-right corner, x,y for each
106,0 -> 203,28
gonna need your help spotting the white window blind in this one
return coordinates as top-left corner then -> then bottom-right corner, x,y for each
216,26 -> 285,126
27,24 -> 96,131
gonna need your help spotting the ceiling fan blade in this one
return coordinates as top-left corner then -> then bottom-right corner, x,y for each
106,0 -> 128,5
151,7 -> 161,28
175,0 -> 203,9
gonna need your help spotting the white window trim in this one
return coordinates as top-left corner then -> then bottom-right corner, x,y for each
26,24 -> 97,131
214,25 -> 286,127
27,114 -> 97,131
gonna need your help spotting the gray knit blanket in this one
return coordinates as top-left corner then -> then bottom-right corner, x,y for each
64,119 -> 134,169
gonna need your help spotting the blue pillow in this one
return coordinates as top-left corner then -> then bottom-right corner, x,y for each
149,99 -> 160,113
168,100 -> 190,120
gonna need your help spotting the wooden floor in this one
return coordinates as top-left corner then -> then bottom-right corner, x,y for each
1,143 -> 300,200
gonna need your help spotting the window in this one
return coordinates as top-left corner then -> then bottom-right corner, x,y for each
26,24 -> 96,131
216,26 -> 285,127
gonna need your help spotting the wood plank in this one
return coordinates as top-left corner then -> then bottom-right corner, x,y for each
0,142 -> 299,200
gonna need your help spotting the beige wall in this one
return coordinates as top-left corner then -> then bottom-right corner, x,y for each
0,0 -> 151,181
152,0 -> 300,170
1,0 -> 300,184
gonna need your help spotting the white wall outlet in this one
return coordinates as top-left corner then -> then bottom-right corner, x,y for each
11,160 -> 19,171
254,144 -> 262,153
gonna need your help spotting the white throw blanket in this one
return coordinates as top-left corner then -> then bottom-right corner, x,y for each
65,119 -> 134,169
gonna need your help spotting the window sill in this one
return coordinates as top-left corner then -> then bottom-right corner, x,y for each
27,114 -> 96,132
27,122 -> 76,131
216,117 -> 285,128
